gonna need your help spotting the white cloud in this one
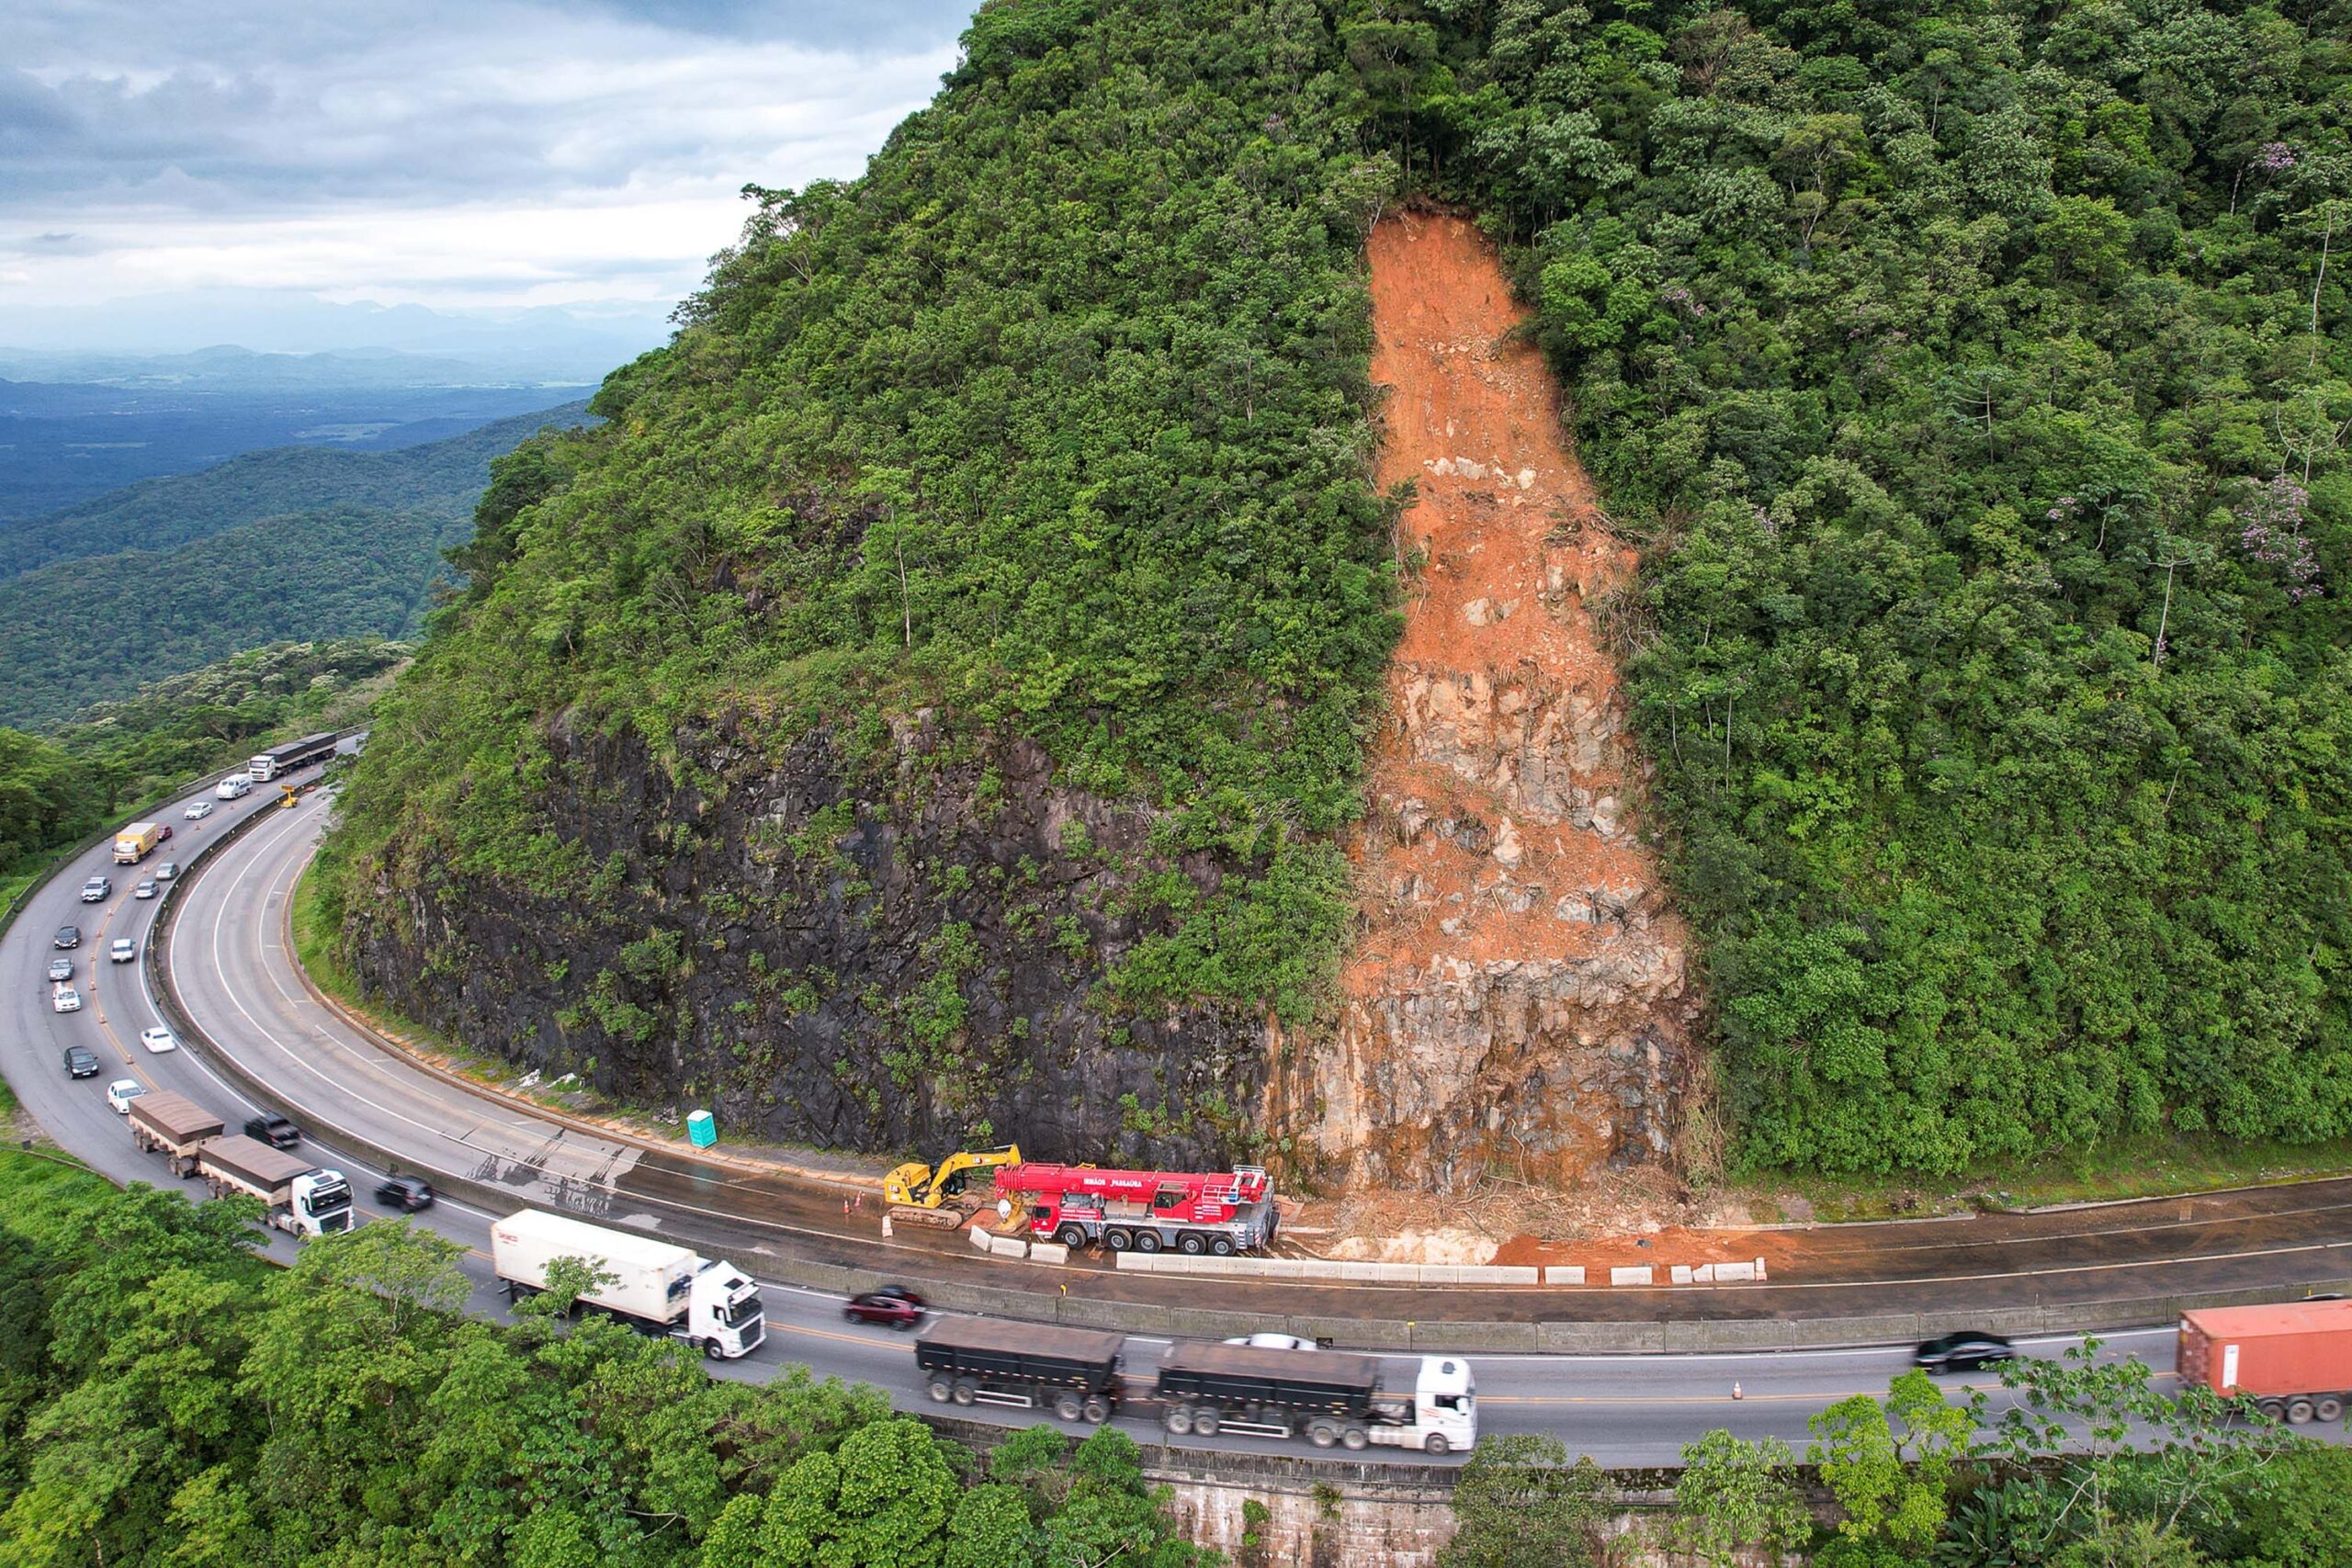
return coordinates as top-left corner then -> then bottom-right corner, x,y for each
2,0 -> 967,330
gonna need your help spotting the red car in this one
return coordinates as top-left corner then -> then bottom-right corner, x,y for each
843,1287 -> 925,1329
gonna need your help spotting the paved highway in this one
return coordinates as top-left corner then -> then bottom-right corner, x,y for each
0,767 -> 2229,1465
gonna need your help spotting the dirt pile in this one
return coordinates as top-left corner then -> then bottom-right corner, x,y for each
1270,211 -> 1699,1193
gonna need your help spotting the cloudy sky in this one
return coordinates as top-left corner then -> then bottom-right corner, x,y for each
3,0 -> 973,353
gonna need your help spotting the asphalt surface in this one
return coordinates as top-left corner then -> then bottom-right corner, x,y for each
0,767 -> 2313,1466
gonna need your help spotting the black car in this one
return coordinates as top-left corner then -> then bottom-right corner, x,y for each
374,1175 -> 435,1212
62,1045 -> 100,1078
844,1287 -> 927,1329
243,1112 -> 301,1149
53,924 -> 81,949
1913,1331 -> 2017,1373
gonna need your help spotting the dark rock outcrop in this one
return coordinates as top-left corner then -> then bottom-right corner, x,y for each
346,713 -> 1265,1167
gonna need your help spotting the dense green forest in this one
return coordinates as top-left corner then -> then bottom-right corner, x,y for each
1366,0 -> 2352,1172
0,400 -> 587,580
0,506 -> 455,728
0,1153 -> 2344,1567
0,638 -> 406,885
327,0 -> 2352,1175
0,1155 -> 1209,1568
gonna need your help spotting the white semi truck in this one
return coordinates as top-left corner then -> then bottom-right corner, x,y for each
196,1134 -> 355,1237
490,1209 -> 765,1359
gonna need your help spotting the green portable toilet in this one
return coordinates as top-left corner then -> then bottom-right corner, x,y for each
686,1110 -> 717,1148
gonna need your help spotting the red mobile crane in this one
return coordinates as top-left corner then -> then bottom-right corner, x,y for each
995,1163 -> 1278,1256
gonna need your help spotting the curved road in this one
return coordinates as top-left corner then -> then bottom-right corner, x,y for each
0,772 -> 2278,1466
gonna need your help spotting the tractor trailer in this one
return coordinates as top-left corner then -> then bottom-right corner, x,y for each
2179,1299 -> 2352,1424
198,1134 -> 354,1237
915,1318 -> 1125,1422
490,1209 -> 764,1359
247,731 -> 337,782
128,1093 -> 352,1236
1154,1342 -> 1476,1454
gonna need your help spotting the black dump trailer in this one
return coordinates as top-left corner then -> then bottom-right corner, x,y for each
1154,1342 -> 1385,1444
914,1318 -> 1125,1423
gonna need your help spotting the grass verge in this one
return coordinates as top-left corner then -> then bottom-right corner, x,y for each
0,1149 -> 116,1249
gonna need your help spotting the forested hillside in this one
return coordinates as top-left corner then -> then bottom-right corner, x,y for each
1369,0 -> 2352,1172
325,0 -> 2352,1179
0,1157 -> 1209,1568
0,507 -> 458,727
0,399 -> 588,578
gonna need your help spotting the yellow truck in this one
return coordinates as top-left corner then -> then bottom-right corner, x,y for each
114,821 -> 164,863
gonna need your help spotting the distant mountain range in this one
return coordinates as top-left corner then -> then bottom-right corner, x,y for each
0,400 -> 591,728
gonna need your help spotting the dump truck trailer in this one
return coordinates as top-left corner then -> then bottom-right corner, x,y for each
490,1209 -> 764,1359
128,1090 -> 225,1177
914,1317 -> 1125,1423
2179,1299 -> 2352,1424
1153,1342 -> 1476,1454
247,731 -> 337,782
197,1134 -> 354,1237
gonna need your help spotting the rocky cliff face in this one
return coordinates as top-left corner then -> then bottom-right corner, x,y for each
1268,212 -> 1698,1191
346,714 -> 1264,1167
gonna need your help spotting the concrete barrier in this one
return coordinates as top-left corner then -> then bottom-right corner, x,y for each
1611,1266 -> 1655,1287
1544,1266 -> 1586,1286
969,1224 -> 992,1253
1027,1242 -> 1068,1265
1115,1254 -> 1539,1287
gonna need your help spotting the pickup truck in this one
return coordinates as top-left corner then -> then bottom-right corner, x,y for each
243,1113 -> 301,1150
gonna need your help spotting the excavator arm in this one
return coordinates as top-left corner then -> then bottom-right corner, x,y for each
883,1144 -> 1023,1224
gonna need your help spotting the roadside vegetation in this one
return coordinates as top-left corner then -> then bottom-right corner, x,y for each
0,1156 -> 1206,1568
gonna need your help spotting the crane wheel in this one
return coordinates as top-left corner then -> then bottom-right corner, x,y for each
1057,1224 -> 1090,1250
1178,1234 -> 1207,1256
1209,1235 -> 1236,1257
1134,1231 -> 1162,1253
1103,1228 -> 1133,1251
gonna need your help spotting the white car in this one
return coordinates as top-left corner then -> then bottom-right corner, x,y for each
1223,1332 -> 1320,1352
185,800 -> 214,820
80,876 -> 111,902
110,937 -> 137,963
138,1026 -> 178,1055
106,1078 -> 146,1114
135,879 -> 157,899
52,986 -> 83,1013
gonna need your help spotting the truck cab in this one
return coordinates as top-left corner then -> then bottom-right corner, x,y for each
687,1260 -> 764,1358
289,1170 -> 356,1236
1369,1356 -> 1477,1455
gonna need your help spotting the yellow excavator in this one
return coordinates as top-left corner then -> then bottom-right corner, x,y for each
884,1144 -> 1023,1229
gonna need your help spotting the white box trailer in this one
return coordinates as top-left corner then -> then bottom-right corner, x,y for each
490,1209 -> 764,1359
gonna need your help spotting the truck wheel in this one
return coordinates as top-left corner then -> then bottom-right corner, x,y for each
1209,1235 -> 1236,1257
1083,1396 -> 1111,1424
1424,1433 -> 1450,1456
1164,1406 -> 1193,1435
1178,1233 -> 1207,1256
1341,1426 -> 1369,1450
2258,1398 -> 2286,1422
927,1379 -> 954,1404
1308,1420 -> 1339,1448
1134,1231 -> 1161,1253
2318,1394 -> 2346,1423
703,1339 -> 723,1360
1055,1393 -> 1084,1422
1057,1224 -> 1090,1250
1192,1406 -> 1219,1436
2289,1398 -> 2316,1425
952,1380 -> 978,1406
1104,1228 -> 1133,1252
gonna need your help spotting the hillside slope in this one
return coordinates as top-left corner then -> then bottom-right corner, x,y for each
0,507 -> 458,728
0,400 -> 589,578
317,1 -> 1406,1168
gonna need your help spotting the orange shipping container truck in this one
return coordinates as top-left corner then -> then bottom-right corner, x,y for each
2177,1299 -> 2352,1424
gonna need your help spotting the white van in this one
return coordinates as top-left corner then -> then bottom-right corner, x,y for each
216,774 -> 254,799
